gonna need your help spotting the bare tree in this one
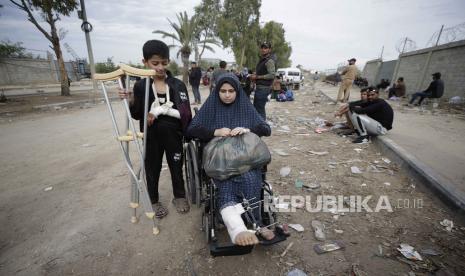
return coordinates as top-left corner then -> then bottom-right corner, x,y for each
10,0 -> 78,96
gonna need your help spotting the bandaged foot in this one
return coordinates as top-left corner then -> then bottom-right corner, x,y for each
220,204 -> 258,246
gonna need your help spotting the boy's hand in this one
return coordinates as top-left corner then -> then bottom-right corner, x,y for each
118,88 -> 132,100
230,127 -> 250,136
214,128 -> 231,137
147,113 -> 155,126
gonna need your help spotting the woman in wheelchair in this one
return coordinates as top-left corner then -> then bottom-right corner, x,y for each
187,73 -> 275,246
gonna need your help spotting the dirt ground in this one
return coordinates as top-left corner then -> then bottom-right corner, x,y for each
0,84 -> 464,276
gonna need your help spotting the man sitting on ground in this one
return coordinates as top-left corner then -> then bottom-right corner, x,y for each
349,88 -> 394,144
333,87 -> 369,135
388,77 -> 406,99
408,72 -> 444,106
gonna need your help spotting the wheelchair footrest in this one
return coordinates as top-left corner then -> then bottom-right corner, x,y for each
258,230 -> 288,246
209,242 -> 254,257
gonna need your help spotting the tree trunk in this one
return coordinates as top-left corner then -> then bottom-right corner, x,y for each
239,45 -> 246,70
194,44 -> 199,63
181,52 -> 189,84
50,19 -> 70,96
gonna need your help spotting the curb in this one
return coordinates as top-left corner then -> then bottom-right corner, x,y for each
317,89 -> 465,212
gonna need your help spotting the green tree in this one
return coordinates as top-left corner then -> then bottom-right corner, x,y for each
166,61 -> 180,76
217,0 -> 261,69
260,21 -> 292,68
193,0 -> 221,62
95,57 -> 116,73
153,11 -> 197,84
10,0 -> 78,96
0,40 -> 27,57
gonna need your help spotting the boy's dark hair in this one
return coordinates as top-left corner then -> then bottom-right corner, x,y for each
142,40 -> 169,60
398,77 -> 404,81
219,60 -> 227,68
360,87 -> 369,92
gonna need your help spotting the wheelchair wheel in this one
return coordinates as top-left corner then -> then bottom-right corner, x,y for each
184,141 -> 200,207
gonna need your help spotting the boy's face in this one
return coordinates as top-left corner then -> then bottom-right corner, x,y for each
367,91 -> 379,101
360,91 -> 368,101
143,55 -> 169,78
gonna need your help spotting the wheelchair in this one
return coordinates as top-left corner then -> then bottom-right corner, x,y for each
183,136 -> 289,257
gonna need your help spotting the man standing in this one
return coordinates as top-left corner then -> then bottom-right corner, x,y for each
250,42 -> 276,119
337,58 -> 357,103
210,61 -> 228,93
189,62 -> 202,104
408,72 -> 444,106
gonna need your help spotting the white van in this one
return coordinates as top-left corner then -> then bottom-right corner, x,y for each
276,67 -> 303,90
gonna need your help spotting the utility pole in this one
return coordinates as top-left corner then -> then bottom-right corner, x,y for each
78,0 -> 97,102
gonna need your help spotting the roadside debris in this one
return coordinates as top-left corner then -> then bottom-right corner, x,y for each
280,167 -> 291,177
287,268 -> 307,276
288,224 -> 305,233
43,186 -> 53,192
311,220 -> 326,241
351,166 -> 362,174
440,219 -> 454,231
381,157 -> 391,164
274,149 -> 290,156
313,240 -> 345,254
281,241 -> 294,257
308,150 -> 329,156
294,179 -> 303,188
397,243 -> 423,261
420,248 -> 441,256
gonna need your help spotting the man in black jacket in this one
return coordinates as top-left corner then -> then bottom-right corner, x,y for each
409,72 -> 444,106
349,88 -> 394,144
189,61 -> 202,104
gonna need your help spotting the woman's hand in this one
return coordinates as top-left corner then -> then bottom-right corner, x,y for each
214,128 -> 231,137
147,113 -> 155,126
230,127 -> 250,136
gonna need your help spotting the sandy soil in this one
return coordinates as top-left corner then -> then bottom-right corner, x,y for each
0,84 -> 464,276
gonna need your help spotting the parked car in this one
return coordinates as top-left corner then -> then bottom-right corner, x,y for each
276,67 -> 303,90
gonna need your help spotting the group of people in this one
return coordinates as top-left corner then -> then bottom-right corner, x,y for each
119,39 -> 278,246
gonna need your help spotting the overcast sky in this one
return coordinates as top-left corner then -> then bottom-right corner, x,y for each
1,0 -> 464,71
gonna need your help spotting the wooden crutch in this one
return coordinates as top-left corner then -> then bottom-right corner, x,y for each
94,65 -> 159,235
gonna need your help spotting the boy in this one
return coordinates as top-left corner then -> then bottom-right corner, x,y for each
119,40 -> 192,217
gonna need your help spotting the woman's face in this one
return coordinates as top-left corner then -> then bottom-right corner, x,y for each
219,82 -> 237,104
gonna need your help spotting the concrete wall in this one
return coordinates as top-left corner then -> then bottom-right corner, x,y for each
0,57 -> 79,85
0,58 -> 57,85
362,39 -> 465,99
375,59 -> 397,85
361,59 -> 382,86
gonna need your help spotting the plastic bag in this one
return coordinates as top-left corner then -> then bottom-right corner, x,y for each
202,132 -> 271,180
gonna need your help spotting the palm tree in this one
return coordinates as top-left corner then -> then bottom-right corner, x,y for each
153,12 -> 197,84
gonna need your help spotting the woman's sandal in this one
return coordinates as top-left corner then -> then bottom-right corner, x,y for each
172,198 -> 190,214
153,202 -> 169,218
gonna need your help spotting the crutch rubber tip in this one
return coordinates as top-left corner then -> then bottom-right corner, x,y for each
131,216 -> 139,224
145,212 -> 155,219
153,227 -> 160,235
129,202 -> 139,209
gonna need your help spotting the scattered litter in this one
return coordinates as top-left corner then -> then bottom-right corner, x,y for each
397,243 -> 423,261
311,220 -> 326,241
384,182 -> 391,186
303,182 -> 320,190
287,268 -> 307,276
280,167 -> 291,177
44,186 -> 53,192
449,96 -> 463,104
313,240 -> 345,254
353,148 -> 363,153
81,143 -> 95,148
309,150 -> 328,156
334,229 -> 343,234
367,165 -> 382,173
328,165 -> 336,169
274,149 -> 290,156
280,241 -> 294,257
382,158 -> 391,164
440,219 -> 454,231
330,142 -> 338,146
295,133 -> 311,136
289,224 -> 305,232
376,244 -> 383,257
280,125 -> 290,131
361,183 -> 367,187
420,248 -> 441,256
299,171 -> 305,175
350,263 -> 368,276
314,127 -> 329,134
295,179 -> 303,188
351,166 -> 362,174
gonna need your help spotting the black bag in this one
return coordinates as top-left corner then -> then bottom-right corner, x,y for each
202,132 -> 271,180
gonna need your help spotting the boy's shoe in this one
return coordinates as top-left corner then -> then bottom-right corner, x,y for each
352,135 -> 370,144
